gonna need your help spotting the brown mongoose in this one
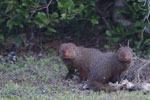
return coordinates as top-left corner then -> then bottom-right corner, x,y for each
88,46 -> 133,92
59,43 -> 102,82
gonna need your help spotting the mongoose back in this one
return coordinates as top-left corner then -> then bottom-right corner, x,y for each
59,43 -> 102,82
88,46 -> 133,92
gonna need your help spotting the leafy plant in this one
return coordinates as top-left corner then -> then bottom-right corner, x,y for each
105,0 -> 150,55
0,0 -> 99,45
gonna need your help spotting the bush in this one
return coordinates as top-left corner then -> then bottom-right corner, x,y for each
0,0 -> 99,44
105,0 -> 150,56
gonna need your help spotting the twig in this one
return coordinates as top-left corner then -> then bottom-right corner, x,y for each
144,0 -> 150,24
29,5 -> 47,19
127,40 -> 130,47
29,0 -> 53,19
137,60 -> 150,83
95,6 -> 111,30
140,0 -> 150,42
46,0 -> 53,18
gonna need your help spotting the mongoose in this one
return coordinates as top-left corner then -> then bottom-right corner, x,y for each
88,46 -> 133,92
59,43 -> 102,82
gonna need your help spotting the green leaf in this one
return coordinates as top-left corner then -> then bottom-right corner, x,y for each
58,0 -> 74,10
13,21 -> 23,28
35,12 -> 50,28
36,12 -> 47,20
58,2 -> 63,9
79,4 -> 85,12
135,41 -> 142,49
106,30 -> 111,37
0,33 -> 4,40
144,39 -> 150,45
104,45 -> 110,49
13,35 -> 24,46
112,37 -> 121,43
24,13 -> 29,19
90,19 -> 99,24
48,27 -> 56,33
61,13 -> 67,20
135,21 -> 141,27
5,1 -> 15,13
6,19 -> 13,29
0,18 -> 4,24
22,0 -> 32,6
6,17 -> 23,29
39,23 -> 45,28
34,19 -> 44,28
50,12 -> 58,18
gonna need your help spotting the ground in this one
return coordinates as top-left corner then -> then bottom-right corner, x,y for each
0,50 -> 150,100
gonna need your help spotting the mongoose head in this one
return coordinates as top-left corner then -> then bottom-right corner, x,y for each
59,43 -> 77,59
117,46 -> 133,62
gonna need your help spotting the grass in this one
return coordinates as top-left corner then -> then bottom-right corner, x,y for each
0,52 -> 150,100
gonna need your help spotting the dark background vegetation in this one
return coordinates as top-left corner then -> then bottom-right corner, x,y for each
0,0 -> 149,57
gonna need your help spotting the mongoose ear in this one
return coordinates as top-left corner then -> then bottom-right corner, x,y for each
72,46 -> 77,56
127,40 -> 130,47
119,44 -> 123,47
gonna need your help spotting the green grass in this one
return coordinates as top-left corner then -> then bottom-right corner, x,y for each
0,53 -> 149,100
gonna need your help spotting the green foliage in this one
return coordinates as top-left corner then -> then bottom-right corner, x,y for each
105,0 -> 150,55
13,35 -> 24,46
0,0 -> 99,45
